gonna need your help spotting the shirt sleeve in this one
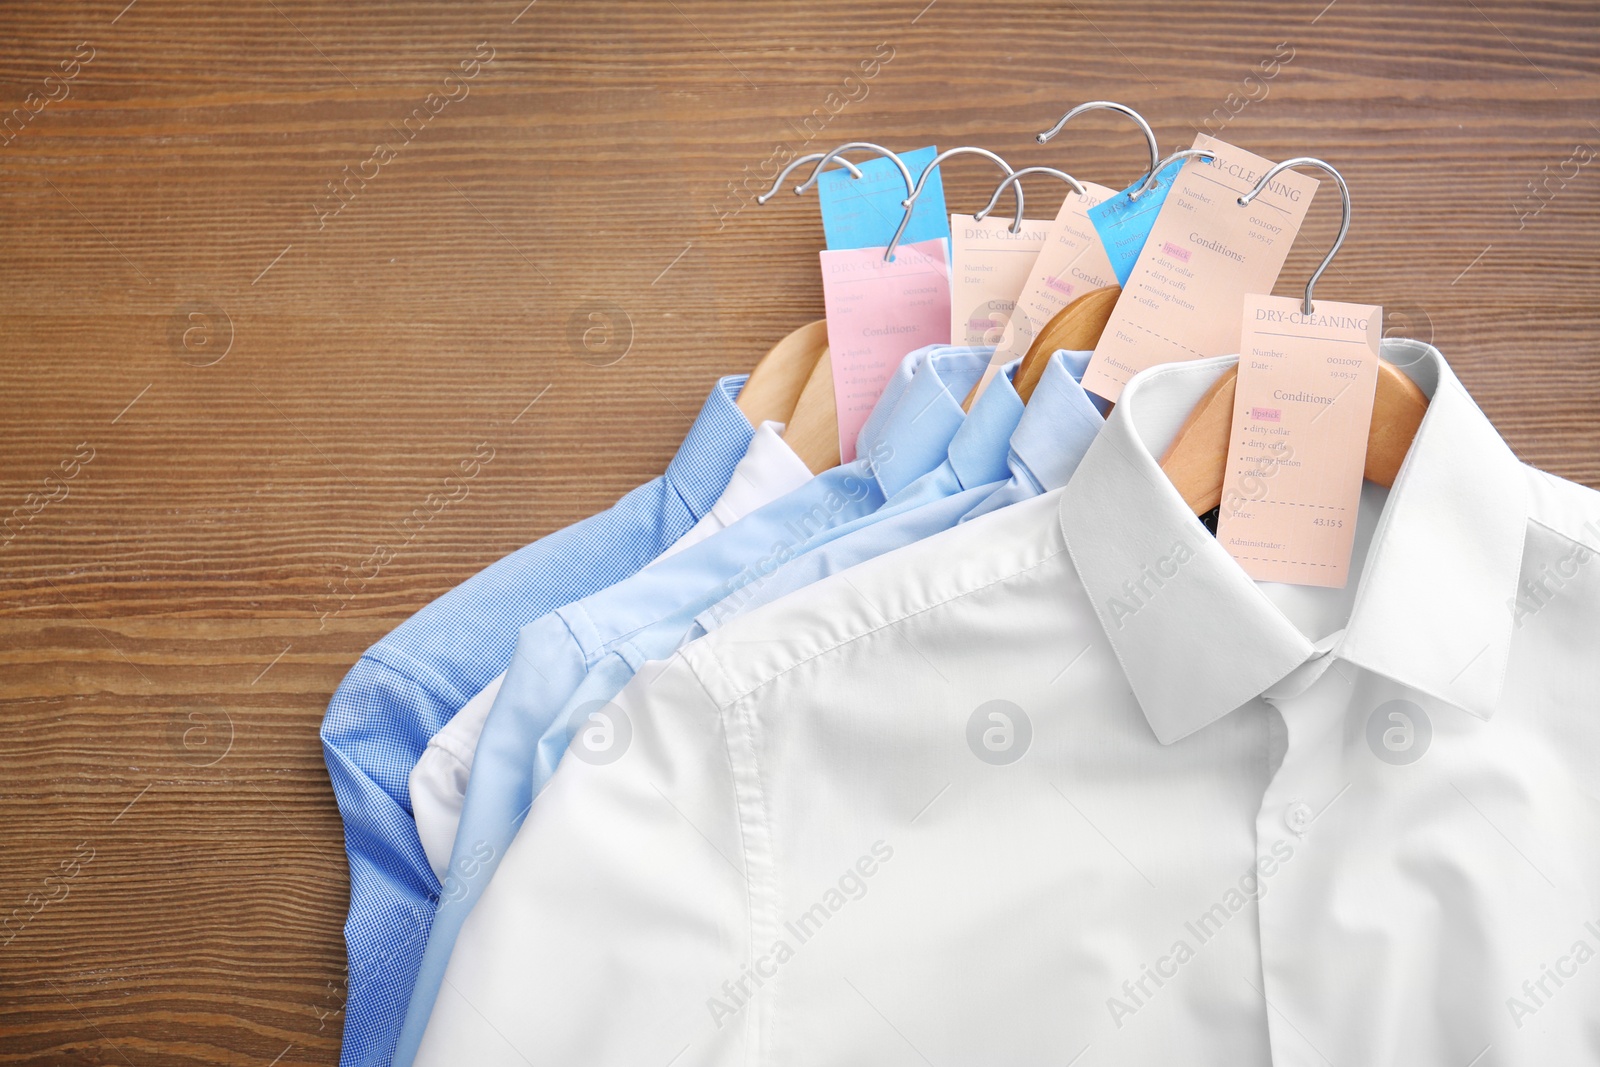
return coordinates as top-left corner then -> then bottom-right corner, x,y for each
404,422 -> 811,886
321,655 -> 456,1067
321,497 -> 685,1067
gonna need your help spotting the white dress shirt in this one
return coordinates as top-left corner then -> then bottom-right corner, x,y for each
407,420 -> 811,880
416,341 -> 1600,1067
655,420 -> 816,562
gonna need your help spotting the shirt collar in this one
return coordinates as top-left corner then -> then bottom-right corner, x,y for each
1007,349 -> 1105,495
1059,340 -> 1529,745
706,420 -> 814,527
867,346 -> 988,498
663,374 -> 757,521
946,359 -> 1025,490
853,346 -> 943,463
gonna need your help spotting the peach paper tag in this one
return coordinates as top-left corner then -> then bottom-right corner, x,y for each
1216,293 -> 1383,587
949,214 -> 1052,346
967,181 -> 1117,401
1007,182 -> 1118,337
821,237 -> 951,463
1083,134 -> 1320,403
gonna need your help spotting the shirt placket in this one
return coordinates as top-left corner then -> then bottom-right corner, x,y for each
1253,650 -> 1359,1066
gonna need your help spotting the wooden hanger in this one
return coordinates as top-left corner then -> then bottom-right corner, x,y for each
782,345 -> 842,474
736,319 -> 828,427
1157,156 -> 1430,516
1012,284 -> 1121,404
1159,360 -> 1429,515
962,284 -> 1121,411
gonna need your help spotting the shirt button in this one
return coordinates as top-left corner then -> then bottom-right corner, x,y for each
1284,801 -> 1313,835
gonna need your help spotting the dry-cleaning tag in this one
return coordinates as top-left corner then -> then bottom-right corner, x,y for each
816,146 -> 948,251
966,181 -> 1117,401
1216,293 -> 1382,587
1083,134 -> 1320,403
1087,157 -> 1188,286
948,214 -> 1052,346
1004,181 -> 1118,344
820,237 -> 951,463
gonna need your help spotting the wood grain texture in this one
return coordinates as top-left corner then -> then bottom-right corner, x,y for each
1,0 -> 1597,1061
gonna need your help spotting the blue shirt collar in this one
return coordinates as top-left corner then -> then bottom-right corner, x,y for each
663,374 -> 757,520
947,359 -> 1025,490
1007,349 -> 1105,494
866,345 -> 989,498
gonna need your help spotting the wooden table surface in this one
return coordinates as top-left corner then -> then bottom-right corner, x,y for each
3,0 -> 1597,1062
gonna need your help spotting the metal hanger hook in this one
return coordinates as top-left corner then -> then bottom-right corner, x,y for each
794,142 -> 913,198
1237,157 -> 1348,315
884,146 -> 1022,262
1127,148 -> 1217,201
974,166 -> 1086,223
755,152 -> 863,205
1035,101 -> 1160,183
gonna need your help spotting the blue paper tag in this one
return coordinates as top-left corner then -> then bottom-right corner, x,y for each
1087,157 -> 1190,286
816,145 -> 949,252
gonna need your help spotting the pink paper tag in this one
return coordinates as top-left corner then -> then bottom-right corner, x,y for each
1217,293 -> 1383,587
1083,134 -> 1320,403
820,237 -> 951,463
949,214 -> 1052,346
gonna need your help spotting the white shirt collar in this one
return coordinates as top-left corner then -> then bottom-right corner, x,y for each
1059,339 -> 1530,744
704,420 -> 812,529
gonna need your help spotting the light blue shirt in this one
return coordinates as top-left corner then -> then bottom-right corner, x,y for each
319,376 -> 754,1067
700,354 -> 1025,629
544,352 -> 1026,787
961,348 -> 1104,520
393,344 -> 988,1066
703,349 -> 1105,630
